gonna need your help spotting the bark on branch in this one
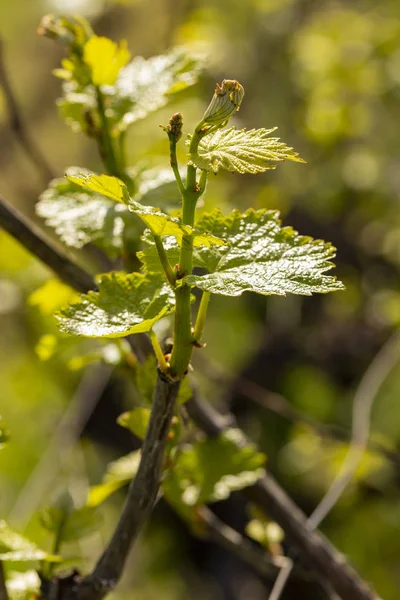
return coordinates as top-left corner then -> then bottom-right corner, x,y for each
0,192 -> 381,600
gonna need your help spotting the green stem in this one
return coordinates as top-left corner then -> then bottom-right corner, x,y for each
96,87 -> 120,178
153,235 -> 176,286
168,124 -> 208,379
149,330 -> 169,373
169,137 -> 185,197
192,291 -> 210,343
168,284 -> 193,378
199,169 -> 208,195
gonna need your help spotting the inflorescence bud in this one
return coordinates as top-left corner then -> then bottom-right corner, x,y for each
202,79 -> 244,128
162,112 -> 184,143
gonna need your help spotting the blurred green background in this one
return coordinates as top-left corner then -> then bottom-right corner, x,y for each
1,0 -> 400,598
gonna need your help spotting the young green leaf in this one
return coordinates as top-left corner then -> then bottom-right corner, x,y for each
182,209 -> 344,297
40,503 -> 100,543
37,173 -> 139,257
189,127 -> 305,174
5,570 -> 41,600
83,35 -> 130,86
29,279 -> 80,315
55,43 -> 203,135
117,407 -> 150,440
68,171 -> 225,247
163,429 -> 266,517
0,520 -> 58,562
110,46 -> 205,131
87,450 -> 141,507
139,207 -> 343,300
57,272 -> 175,338
67,172 -> 129,203
132,166 -> 186,209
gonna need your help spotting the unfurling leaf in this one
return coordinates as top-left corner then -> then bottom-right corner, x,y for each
83,35 -> 131,86
190,127 -> 305,174
201,80 -> 244,128
57,272 -> 175,338
163,429 -> 266,517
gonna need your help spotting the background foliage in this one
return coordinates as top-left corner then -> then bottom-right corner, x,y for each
1,0 -> 400,598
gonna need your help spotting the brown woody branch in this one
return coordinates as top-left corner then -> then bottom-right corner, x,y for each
0,192 -> 381,600
77,373 -> 180,600
186,391 -> 381,600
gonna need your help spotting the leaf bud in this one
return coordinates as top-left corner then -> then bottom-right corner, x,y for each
202,79 -> 244,128
162,112 -> 184,143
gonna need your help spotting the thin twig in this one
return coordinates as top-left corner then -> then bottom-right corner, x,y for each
197,505 -> 289,578
0,561 -> 8,600
0,194 -> 94,293
77,372 -> 180,600
0,191 -> 381,600
186,392 -> 382,600
0,39 -> 55,184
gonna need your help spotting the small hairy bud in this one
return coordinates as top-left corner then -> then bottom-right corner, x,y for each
202,79 -> 244,128
162,112 -> 184,143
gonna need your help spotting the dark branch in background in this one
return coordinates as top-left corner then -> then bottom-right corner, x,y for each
198,506 -> 338,599
0,194 -> 94,293
198,505 -> 288,578
187,392 -> 381,600
0,40 -> 55,184
78,373 -> 180,600
0,192 -> 381,600
197,355 -> 400,471
0,561 -> 8,600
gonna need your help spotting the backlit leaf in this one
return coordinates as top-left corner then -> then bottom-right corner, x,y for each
57,272 -> 175,338
67,172 -> 129,203
184,209 -> 344,297
68,171 -> 225,246
163,429 -> 266,517
5,570 -> 41,600
37,172 -> 139,257
83,35 -> 130,86
29,279 -> 80,315
109,46 -> 205,131
117,407 -> 150,440
190,127 -> 305,174
0,521 -> 58,562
